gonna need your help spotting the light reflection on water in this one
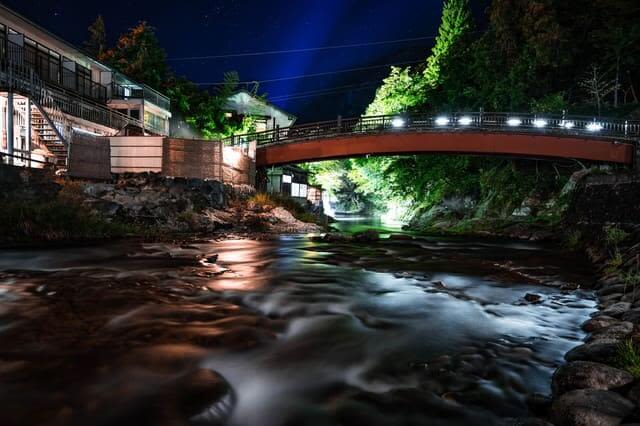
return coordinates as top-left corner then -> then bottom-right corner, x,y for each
0,231 -> 596,426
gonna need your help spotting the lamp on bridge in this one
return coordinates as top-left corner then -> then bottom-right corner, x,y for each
586,122 -> 603,132
561,121 -> 575,129
533,119 -> 548,128
507,118 -> 522,127
392,118 -> 406,128
458,116 -> 473,126
435,116 -> 450,126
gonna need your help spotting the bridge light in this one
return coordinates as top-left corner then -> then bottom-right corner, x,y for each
507,118 -> 522,127
561,121 -> 575,129
435,116 -> 449,126
458,116 -> 473,126
391,118 -> 406,128
586,122 -> 603,132
533,119 -> 548,128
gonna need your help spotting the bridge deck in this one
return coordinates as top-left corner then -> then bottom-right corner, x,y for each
256,131 -> 635,166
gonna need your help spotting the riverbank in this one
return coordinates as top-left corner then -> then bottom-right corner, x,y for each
0,167 -> 324,246
401,170 -> 640,425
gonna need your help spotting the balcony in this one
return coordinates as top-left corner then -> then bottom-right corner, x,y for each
5,40 -> 109,105
111,81 -> 171,111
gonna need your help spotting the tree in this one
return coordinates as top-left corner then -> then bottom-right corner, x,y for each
580,64 -> 616,115
101,22 -> 169,90
84,15 -> 106,58
366,67 -> 422,115
423,0 -> 474,87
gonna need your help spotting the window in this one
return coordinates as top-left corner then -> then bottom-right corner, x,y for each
282,174 -> 292,184
300,184 -> 308,198
291,183 -> 301,197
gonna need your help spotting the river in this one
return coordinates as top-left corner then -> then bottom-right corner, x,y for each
0,222 -> 596,426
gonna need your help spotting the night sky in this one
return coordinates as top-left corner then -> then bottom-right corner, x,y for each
3,0 -> 488,122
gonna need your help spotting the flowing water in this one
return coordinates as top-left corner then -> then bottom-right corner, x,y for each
0,223 -> 596,426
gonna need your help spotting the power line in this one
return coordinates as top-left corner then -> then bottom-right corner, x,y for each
196,59 -> 424,86
168,35 -> 438,61
269,81 -> 382,101
270,84 -> 381,102
270,82 -> 381,101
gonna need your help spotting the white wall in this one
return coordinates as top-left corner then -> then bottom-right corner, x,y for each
110,136 -> 164,173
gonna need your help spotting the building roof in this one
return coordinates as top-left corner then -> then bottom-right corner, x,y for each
225,90 -> 297,128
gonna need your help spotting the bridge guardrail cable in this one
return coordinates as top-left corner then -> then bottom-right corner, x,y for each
222,113 -> 640,150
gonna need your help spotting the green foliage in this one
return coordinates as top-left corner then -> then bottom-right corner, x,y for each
365,67 -> 423,116
101,22 -> 169,90
605,226 -> 629,248
93,19 -> 263,140
617,340 -> 640,378
531,93 -> 568,114
0,198 -> 137,243
423,0 -> 474,88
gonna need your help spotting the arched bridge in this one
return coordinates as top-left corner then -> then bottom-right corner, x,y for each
223,113 -> 640,168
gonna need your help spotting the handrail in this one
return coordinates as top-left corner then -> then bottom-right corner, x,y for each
1,41 -> 144,132
223,112 -> 640,148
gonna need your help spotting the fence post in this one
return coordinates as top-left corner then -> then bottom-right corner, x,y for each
337,115 -> 342,133
7,91 -> 13,165
479,107 -> 483,127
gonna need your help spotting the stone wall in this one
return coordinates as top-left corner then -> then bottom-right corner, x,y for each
567,173 -> 640,226
162,139 -> 223,180
67,133 -> 111,180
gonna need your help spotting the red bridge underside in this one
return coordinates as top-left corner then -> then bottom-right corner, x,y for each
256,132 -> 634,167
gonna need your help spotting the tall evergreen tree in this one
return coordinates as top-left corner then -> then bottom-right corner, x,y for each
423,0 -> 474,87
84,15 -> 106,59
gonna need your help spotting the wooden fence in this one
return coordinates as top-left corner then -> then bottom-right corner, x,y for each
67,132 -> 111,180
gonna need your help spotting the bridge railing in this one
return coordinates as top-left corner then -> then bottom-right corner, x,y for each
223,112 -> 640,149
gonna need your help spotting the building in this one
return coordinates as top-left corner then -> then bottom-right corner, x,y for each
225,90 -> 297,132
264,165 -> 323,209
0,4 -> 171,168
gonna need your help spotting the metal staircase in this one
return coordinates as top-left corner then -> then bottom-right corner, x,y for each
30,108 -> 67,166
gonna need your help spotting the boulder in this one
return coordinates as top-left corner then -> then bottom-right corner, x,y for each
565,342 -> 620,363
353,230 -> 380,243
622,308 -> 640,324
597,302 -> 632,318
525,293 -> 543,303
551,389 -> 634,426
582,316 -> 620,333
587,322 -> 633,343
552,361 -> 634,395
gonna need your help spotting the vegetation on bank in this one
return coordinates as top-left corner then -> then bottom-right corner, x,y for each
307,0 -> 639,226
618,340 -> 640,379
248,193 -> 321,224
0,185 -> 139,244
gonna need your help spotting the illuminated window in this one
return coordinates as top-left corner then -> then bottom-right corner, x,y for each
300,184 -> 308,198
291,183 -> 300,197
282,174 -> 292,184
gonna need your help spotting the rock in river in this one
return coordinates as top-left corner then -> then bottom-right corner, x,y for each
597,302 -> 632,319
565,342 -> 619,363
551,389 -> 635,426
552,361 -> 634,395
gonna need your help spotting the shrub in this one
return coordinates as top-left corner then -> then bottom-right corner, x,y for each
0,199 -> 136,242
617,340 -> 640,378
